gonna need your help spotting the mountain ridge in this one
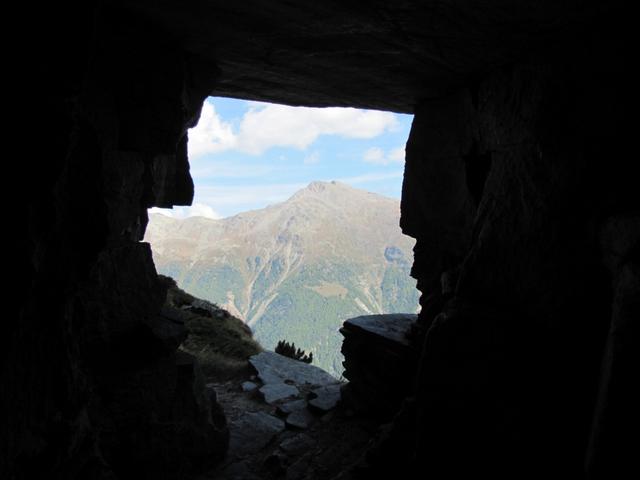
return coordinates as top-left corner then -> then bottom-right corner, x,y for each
145,181 -> 419,375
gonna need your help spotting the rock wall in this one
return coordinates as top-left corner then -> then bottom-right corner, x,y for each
7,2 -> 637,479
398,17 -> 638,478
8,4 -> 225,479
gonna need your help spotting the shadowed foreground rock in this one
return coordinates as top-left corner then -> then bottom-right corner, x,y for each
11,1 -> 638,479
202,351 -> 365,479
250,351 -> 338,388
341,314 -> 419,419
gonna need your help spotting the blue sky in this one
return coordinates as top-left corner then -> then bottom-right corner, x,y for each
151,97 -> 413,218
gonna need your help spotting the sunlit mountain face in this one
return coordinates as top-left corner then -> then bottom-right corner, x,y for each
145,181 -> 419,376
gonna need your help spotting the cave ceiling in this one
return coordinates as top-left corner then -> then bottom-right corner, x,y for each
124,0 -> 604,112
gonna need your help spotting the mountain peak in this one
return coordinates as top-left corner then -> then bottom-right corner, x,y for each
286,181 -> 393,211
305,180 -> 346,192
145,181 -> 418,377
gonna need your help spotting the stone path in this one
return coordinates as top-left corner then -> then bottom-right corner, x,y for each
198,351 -> 379,480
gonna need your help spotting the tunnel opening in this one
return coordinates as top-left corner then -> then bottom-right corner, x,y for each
141,96 -> 422,477
11,3 -> 638,480
144,96 -> 419,381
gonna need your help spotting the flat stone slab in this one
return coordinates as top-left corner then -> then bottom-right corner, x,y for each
259,383 -> 300,404
229,412 -> 285,457
276,399 -> 307,416
308,384 -> 341,413
285,409 -> 316,430
342,314 -> 417,346
249,351 -> 338,387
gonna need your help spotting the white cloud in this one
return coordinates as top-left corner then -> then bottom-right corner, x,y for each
362,145 -> 405,165
188,102 -> 236,158
303,151 -> 320,165
149,202 -> 222,220
363,147 -> 385,163
237,104 -> 398,154
188,100 -> 399,157
190,161 -> 274,180
388,146 -> 406,162
194,183 -> 307,213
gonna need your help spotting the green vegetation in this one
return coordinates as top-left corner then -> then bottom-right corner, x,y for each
159,275 -> 262,380
175,265 -> 247,314
157,258 -> 418,378
250,261 -> 418,376
275,340 -> 313,363
380,264 -> 418,312
146,182 -> 421,379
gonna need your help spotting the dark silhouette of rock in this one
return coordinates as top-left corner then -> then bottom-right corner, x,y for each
276,399 -> 308,416
11,1 -> 637,478
228,412 -> 286,458
279,434 -> 316,456
340,314 -> 419,418
308,384 -> 342,414
154,305 -> 188,351
285,409 -> 317,430
343,314 -> 417,346
587,214 -> 640,476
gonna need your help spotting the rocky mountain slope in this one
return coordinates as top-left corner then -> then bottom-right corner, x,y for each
145,181 -> 419,376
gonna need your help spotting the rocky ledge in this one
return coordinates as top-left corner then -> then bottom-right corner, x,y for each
340,314 -> 419,419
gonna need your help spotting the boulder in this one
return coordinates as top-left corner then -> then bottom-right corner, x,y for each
228,412 -> 285,457
340,314 -> 419,418
285,409 -> 317,430
342,314 -> 417,346
308,384 -> 342,413
241,381 -> 258,393
249,352 -> 338,387
259,383 -> 300,404
152,306 -> 188,351
276,399 -> 308,416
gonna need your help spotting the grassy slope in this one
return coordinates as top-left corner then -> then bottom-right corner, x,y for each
159,275 -> 262,380
158,254 -> 419,377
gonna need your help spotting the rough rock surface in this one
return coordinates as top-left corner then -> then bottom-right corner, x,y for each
286,409 -> 317,430
241,381 -> 258,393
246,352 -> 342,434
259,383 -> 300,405
200,354 -> 371,479
382,21 -> 638,478
250,351 -> 338,387
342,314 -> 417,345
125,0 -> 613,112
13,1 -> 637,479
11,5 -> 223,479
340,314 -> 419,418
228,412 -> 286,458
276,399 -> 307,416
279,434 -> 316,456
308,384 -> 343,414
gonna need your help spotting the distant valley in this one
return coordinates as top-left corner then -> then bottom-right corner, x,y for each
145,181 -> 419,376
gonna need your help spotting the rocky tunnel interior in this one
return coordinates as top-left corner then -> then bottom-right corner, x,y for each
9,1 -> 638,479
